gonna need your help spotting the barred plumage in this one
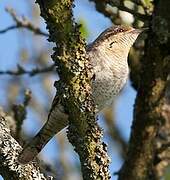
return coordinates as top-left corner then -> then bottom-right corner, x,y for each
18,25 -> 142,164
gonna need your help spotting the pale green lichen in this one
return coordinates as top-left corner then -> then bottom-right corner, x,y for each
36,0 -> 110,179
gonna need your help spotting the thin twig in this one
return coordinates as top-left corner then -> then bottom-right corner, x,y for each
0,64 -> 55,76
0,25 -> 18,33
0,7 -> 48,36
12,90 -> 32,141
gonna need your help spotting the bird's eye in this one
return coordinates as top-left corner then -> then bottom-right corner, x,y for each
118,29 -> 124,32
114,28 -> 125,33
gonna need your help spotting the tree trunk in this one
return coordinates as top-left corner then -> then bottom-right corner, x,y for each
119,0 -> 170,179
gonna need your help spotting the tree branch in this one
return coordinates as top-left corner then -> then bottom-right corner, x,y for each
36,0 -> 110,179
90,0 -> 151,21
0,111 -> 48,180
0,7 -> 48,36
89,0 -> 118,22
0,64 -> 55,76
12,90 -> 31,141
109,0 -> 148,20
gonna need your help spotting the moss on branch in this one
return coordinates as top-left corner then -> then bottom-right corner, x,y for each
36,0 -> 110,179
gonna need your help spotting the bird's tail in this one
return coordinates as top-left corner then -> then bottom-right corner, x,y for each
18,100 -> 68,164
18,126 -> 53,164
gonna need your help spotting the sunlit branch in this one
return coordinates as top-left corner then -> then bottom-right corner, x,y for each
90,0 -> 151,21
108,0 -> 150,20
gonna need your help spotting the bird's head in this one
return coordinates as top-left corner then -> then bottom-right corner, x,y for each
91,25 -> 144,58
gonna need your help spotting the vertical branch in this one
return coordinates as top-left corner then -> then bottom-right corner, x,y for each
36,0 -> 110,179
12,90 -> 31,141
118,0 -> 170,179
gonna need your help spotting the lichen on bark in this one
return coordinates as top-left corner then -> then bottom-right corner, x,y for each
36,0 -> 110,179
0,112 -> 47,180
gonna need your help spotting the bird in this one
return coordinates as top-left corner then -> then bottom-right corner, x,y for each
18,25 -> 143,164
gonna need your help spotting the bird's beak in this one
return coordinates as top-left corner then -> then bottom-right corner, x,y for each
141,27 -> 149,31
130,27 -> 149,35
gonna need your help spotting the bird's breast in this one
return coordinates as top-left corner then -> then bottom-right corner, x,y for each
92,63 -> 129,112
87,45 -> 129,112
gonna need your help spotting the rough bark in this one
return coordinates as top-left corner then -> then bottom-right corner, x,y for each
36,0 -> 110,179
118,0 -> 170,179
0,109 -> 47,180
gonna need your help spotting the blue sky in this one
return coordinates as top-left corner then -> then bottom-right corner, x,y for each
0,0 -> 137,179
